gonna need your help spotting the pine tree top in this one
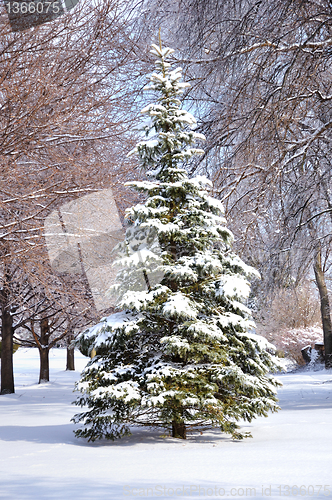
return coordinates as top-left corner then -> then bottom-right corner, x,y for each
128,41 -> 205,178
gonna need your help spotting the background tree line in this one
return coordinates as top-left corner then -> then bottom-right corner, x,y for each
139,0 -> 332,367
0,0 -> 148,392
2,0 -> 332,394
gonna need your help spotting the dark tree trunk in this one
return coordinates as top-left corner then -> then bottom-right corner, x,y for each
66,334 -> 75,371
38,318 -> 50,383
314,249 -> 332,368
172,420 -> 186,439
39,347 -> 50,383
0,307 -> 14,394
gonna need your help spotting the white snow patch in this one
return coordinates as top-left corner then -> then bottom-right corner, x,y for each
217,275 -> 251,300
162,292 -> 198,319
0,348 -> 332,499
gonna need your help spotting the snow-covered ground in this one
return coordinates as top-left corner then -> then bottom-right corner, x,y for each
0,348 -> 331,500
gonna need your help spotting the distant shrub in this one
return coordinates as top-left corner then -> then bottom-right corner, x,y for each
256,282 -> 321,333
254,281 -> 324,365
261,326 -> 323,365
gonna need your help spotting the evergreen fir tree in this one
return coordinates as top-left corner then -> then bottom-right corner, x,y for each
72,41 -> 281,441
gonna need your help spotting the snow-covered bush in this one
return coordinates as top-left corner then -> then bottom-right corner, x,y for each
72,41 -> 281,442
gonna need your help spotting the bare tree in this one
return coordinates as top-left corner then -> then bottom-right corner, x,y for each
0,0 -> 146,392
140,0 -> 332,367
15,277 -> 93,383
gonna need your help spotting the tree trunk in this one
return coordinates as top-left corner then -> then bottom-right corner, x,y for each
66,334 -> 75,371
314,249 -> 332,368
38,347 -> 50,383
39,318 -> 50,383
77,242 -> 98,315
0,307 -> 14,394
172,420 -> 186,439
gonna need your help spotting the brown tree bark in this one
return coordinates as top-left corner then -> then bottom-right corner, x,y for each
38,318 -> 50,383
66,346 -> 75,371
66,333 -> 75,371
314,249 -> 332,368
38,347 -> 50,384
172,420 -> 186,439
0,265 -> 15,395
0,305 -> 14,394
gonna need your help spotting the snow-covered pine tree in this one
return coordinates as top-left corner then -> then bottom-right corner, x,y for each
72,41 -> 281,441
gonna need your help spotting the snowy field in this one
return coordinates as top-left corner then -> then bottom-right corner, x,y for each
0,349 -> 331,500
